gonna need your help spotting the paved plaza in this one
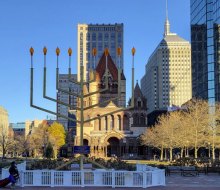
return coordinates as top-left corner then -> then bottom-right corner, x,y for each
2,173 -> 219,190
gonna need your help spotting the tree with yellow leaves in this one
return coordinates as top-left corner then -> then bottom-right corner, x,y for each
48,122 -> 66,158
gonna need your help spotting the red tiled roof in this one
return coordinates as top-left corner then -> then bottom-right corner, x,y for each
95,53 -> 126,81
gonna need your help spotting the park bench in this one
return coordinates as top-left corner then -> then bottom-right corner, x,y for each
207,167 -> 220,175
166,166 -> 199,176
166,166 -> 182,176
71,163 -> 93,170
196,166 -> 208,175
181,166 -> 199,176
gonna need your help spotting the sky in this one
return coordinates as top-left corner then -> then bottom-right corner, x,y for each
0,0 -> 190,123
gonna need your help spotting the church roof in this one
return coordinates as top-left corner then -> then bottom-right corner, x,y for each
106,101 -> 117,108
96,53 -> 126,81
134,82 -> 144,98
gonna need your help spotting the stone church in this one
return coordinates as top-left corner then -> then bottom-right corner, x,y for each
74,52 -> 148,158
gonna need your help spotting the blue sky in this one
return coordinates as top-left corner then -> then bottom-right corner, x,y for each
0,0 -> 190,123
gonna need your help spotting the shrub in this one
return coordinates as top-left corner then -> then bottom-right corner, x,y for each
27,157 -> 135,171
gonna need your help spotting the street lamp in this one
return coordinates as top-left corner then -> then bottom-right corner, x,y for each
29,46 -> 135,170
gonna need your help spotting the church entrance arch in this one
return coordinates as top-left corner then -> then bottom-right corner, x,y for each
83,139 -> 89,146
107,137 -> 120,157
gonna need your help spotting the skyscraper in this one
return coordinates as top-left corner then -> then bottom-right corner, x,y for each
191,0 -> 220,106
77,23 -> 124,81
57,74 -> 79,129
141,9 -> 192,114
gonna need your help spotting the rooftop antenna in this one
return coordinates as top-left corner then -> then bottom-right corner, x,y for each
166,0 -> 168,20
164,0 -> 170,36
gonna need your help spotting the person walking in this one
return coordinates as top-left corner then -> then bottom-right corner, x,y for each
9,161 -> 19,189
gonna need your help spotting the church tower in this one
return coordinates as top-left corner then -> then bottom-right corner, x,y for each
89,52 -> 126,107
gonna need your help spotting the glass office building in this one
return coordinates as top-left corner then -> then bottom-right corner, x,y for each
191,0 -> 220,107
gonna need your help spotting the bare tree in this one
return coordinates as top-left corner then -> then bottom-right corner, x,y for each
183,99 -> 209,159
141,122 -> 167,160
141,99 -> 214,160
0,125 -> 13,159
207,103 -> 220,160
28,122 -> 49,157
13,135 -> 30,158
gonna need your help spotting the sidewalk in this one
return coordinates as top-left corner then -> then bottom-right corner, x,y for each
4,173 -> 220,190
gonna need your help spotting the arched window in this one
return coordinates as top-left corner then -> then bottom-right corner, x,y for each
97,114 -> 101,131
105,116 -> 108,130
83,139 -> 89,146
110,115 -> 114,130
140,114 -> 145,125
138,100 -> 142,108
89,97 -> 92,106
133,113 -> 139,125
117,115 -> 121,130
137,97 -> 142,108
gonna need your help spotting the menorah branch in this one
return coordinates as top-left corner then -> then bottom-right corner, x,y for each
83,103 -> 134,123
83,90 -> 122,111
56,68 -> 81,97
43,67 -> 81,111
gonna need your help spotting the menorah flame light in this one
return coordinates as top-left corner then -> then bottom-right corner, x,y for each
29,46 -> 135,170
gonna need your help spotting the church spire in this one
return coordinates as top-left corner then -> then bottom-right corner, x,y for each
164,0 -> 170,36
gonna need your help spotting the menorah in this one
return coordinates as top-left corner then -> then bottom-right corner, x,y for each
29,46 -> 135,170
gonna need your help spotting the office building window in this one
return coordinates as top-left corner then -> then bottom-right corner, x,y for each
98,33 -> 103,41
104,42 -> 108,48
92,42 -> 96,48
92,33 -> 96,41
98,42 -> 102,51
104,33 -> 109,41
111,33 -> 115,40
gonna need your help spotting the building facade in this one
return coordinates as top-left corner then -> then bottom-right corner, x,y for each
77,23 -> 124,81
10,122 -> 25,136
191,0 -> 220,107
74,52 -> 148,158
0,106 -> 9,137
57,74 -> 79,129
25,119 -> 44,137
141,15 -> 192,114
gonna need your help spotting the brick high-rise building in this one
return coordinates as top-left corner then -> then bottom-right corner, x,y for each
77,23 -> 123,81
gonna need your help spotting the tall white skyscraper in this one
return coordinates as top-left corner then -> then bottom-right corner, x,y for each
141,10 -> 192,114
77,23 -> 124,81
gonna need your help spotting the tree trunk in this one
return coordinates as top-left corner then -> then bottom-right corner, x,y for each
169,148 -> 173,161
54,149 -> 57,159
160,147 -> 164,160
164,149 -> 167,160
2,148 -> 5,160
181,148 -> 183,158
194,147 -> 198,159
212,147 -> 215,160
